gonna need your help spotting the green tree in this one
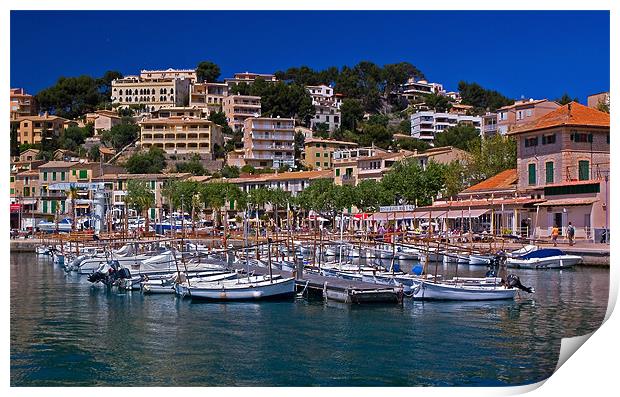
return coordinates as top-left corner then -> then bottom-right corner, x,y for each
241,164 -> 257,175
101,121 -> 140,150
394,138 -> 431,152
10,123 -> 19,157
597,101 -> 610,113
196,61 -> 221,82
383,62 -> 425,95
358,123 -> 393,148
443,161 -> 468,198
97,70 -> 123,99
221,165 -> 240,179
175,154 -> 207,175
381,159 -> 446,206
36,75 -> 103,119
125,146 -> 167,174
434,124 -> 480,150
354,179 -> 392,213
555,93 -> 579,105
424,93 -> 453,113
466,134 -> 517,184
340,99 -> 364,131
89,145 -> 101,162
458,81 -> 514,114
126,180 -> 155,232
58,125 -> 92,151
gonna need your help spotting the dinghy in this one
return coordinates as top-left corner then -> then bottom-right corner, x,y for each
187,275 -> 295,301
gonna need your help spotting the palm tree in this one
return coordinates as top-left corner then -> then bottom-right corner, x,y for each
65,184 -> 79,231
126,180 -> 155,235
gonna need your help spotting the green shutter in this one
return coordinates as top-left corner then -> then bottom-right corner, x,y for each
578,161 -> 589,181
10,188 -> 14,195
51,200 -> 57,213
151,181 -> 155,189
230,199 -> 235,210
528,164 -> 536,185
10,176 -> 14,182
150,208 -> 155,219
545,162 -> 554,184
79,169 -> 88,179
61,201 -> 65,213
43,172 -> 48,181
43,200 -> 48,213
52,172 -> 57,181
61,172 -> 65,181
335,169 -> 340,177
72,169 -> 76,176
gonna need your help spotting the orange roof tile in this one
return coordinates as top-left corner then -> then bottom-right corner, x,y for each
462,169 -> 518,193
508,102 -> 609,135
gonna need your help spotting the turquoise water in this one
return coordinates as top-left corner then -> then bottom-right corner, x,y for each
10,252 -> 609,386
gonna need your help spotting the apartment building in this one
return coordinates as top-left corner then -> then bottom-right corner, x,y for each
139,116 -> 223,158
111,75 -> 191,111
190,82 -> 229,112
10,88 -> 37,119
12,113 -> 68,145
410,111 -> 482,142
243,117 -> 295,169
399,78 -> 445,103
587,92 -> 610,109
302,138 -> 358,170
306,85 -> 342,132
409,146 -> 471,169
332,147 -> 388,186
496,99 -> 560,135
140,68 -> 197,83
508,102 -> 610,239
481,112 -> 499,137
225,72 -> 277,89
151,106 -> 208,119
223,95 -> 261,131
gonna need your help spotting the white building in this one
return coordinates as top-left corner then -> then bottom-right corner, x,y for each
243,117 -> 295,169
410,111 -> 482,142
400,78 -> 445,103
306,85 -> 342,132
111,76 -> 191,112
140,68 -> 197,83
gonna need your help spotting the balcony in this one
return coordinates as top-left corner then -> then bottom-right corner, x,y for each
341,174 -> 356,185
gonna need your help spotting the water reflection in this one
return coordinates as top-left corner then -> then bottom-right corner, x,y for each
11,252 -> 609,386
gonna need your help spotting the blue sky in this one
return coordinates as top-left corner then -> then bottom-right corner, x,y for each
10,10 -> 610,102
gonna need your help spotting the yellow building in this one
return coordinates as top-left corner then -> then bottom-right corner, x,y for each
12,113 -> 67,145
223,95 -> 261,131
139,116 -> 224,158
302,138 -> 357,170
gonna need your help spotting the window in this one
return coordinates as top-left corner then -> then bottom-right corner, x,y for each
335,169 -> 340,177
43,200 -> 48,213
10,176 -> 14,183
578,160 -> 590,181
79,170 -> 88,179
52,172 -> 57,181
324,153 -> 329,157
528,164 -> 536,185
571,132 -> 592,143
545,162 -> 554,184
526,109 -> 533,117
60,172 -> 65,181
316,153 -> 321,157
43,172 -> 48,181
324,162 -> 329,167
315,143 -> 320,148
10,188 -> 14,195
72,169 -> 76,176
542,134 -> 556,145
525,137 -> 538,147
316,162 -> 320,167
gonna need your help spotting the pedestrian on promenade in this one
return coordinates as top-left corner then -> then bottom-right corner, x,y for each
551,225 -> 560,247
567,222 -> 575,246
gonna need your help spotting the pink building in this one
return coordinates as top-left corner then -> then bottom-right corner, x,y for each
494,99 -> 560,136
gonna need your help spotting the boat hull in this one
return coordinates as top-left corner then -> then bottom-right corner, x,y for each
188,277 -> 296,301
507,255 -> 582,269
412,281 -> 517,301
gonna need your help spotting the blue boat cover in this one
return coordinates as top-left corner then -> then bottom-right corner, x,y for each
520,248 -> 565,259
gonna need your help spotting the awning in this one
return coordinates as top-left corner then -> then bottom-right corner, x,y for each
535,198 -> 598,207
76,204 -> 90,209
436,209 -> 490,219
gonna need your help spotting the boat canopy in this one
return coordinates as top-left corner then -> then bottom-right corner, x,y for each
520,248 -> 565,259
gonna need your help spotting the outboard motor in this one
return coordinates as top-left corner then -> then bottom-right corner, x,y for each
505,274 -> 534,293
486,252 -> 506,277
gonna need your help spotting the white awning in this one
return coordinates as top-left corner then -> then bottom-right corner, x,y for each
436,209 -> 490,219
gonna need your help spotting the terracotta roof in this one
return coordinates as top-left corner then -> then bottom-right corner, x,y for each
498,99 -> 549,111
535,198 -> 598,207
462,169 -> 518,193
227,170 -> 332,184
508,102 -> 610,135
304,138 -> 358,146
99,147 -> 116,155
92,172 -> 191,181
15,114 -> 66,122
38,161 -> 79,169
16,170 -> 39,177
140,117 -> 216,125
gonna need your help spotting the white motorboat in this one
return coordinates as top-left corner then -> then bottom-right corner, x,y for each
507,248 -> 582,269
187,275 -> 295,301
442,252 -> 470,264
508,245 -> 538,258
172,272 -> 240,296
468,254 -> 495,265
37,218 -> 72,233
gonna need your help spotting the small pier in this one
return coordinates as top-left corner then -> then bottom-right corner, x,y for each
230,262 -> 403,305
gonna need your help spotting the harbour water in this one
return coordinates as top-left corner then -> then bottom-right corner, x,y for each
10,252 -> 609,387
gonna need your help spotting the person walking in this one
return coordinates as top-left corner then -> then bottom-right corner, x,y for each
551,224 -> 560,247
567,222 -> 575,246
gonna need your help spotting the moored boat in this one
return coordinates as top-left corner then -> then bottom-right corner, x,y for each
507,248 -> 582,269
187,275 -> 295,301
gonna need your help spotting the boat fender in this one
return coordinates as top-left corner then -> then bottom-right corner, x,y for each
412,265 -> 423,276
